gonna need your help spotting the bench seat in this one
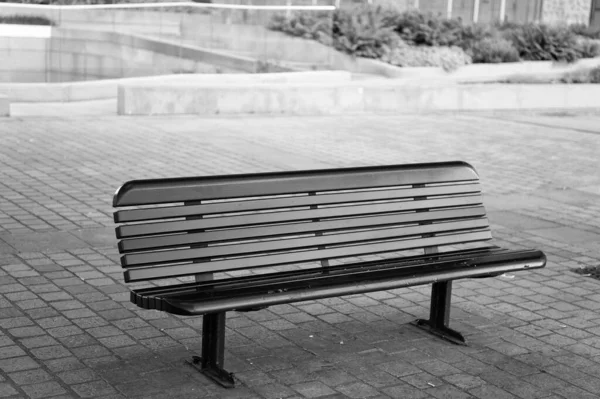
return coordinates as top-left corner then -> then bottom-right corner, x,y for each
131,246 -> 544,316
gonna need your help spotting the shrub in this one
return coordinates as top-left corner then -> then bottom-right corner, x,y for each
560,66 -> 600,83
468,37 -> 520,63
269,6 -> 399,59
0,14 -> 54,25
575,37 -> 600,59
268,12 -> 332,42
330,5 -> 400,58
268,6 -> 600,66
569,23 -> 600,40
502,23 -> 581,62
591,66 -> 600,82
382,43 -> 472,71
455,23 -> 495,50
386,10 -> 464,47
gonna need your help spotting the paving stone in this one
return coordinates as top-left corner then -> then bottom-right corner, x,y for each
97,335 -> 136,349
290,381 -> 338,398
47,326 -> 84,338
0,345 -> 26,359
72,380 -> 117,398
71,345 -> 112,360
57,334 -> 98,349
43,357 -> 85,373
252,382 -> 297,399
0,383 -> 20,398
57,368 -> 98,385
417,361 -> 463,377
377,360 -> 422,378
443,374 -> 487,390
8,369 -> 53,385
21,381 -> 66,399
382,382 -> 431,399
0,316 -> 32,329
0,336 -> 14,347
8,326 -> 46,338
401,372 -> 443,389
335,382 -> 379,398
468,384 -> 516,399
0,356 -> 40,373
426,384 -> 474,399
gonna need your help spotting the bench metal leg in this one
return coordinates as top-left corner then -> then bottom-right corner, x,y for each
189,312 -> 235,388
413,281 -> 466,345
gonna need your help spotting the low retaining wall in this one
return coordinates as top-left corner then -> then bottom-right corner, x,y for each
1,71 -> 351,103
117,81 -> 600,115
336,55 -> 600,82
0,93 -> 8,116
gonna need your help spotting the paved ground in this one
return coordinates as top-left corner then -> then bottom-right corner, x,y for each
1,110 -> 600,399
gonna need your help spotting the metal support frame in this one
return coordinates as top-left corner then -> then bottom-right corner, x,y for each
189,312 -> 235,388
414,281 -> 466,345
412,245 -> 466,345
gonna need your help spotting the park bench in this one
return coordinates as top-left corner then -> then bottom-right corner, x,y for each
112,161 -> 546,388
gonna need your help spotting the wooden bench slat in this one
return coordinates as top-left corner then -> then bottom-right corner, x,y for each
123,230 -> 492,282
114,183 -> 482,223
118,206 -> 488,253
122,218 -> 490,267
116,195 -> 483,238
131,246 -> 507,301
113,162 -> 479,206
158,249 -> 546,315
142,248 -> 540,305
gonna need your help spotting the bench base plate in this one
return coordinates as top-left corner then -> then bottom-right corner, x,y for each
189,355 -> 235,388
413,319 -> 466,346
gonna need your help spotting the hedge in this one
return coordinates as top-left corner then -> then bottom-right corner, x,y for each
268,5 -> 600,68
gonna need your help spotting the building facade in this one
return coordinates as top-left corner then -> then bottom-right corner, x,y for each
352,0 -> 596,26
542,0 -> 592,25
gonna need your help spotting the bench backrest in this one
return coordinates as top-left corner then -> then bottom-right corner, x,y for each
113,161 -> 492,283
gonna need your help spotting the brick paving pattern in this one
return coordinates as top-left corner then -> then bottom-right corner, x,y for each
0,111 -> 599,398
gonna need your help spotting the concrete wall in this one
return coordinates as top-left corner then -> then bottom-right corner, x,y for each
593,0 -> 600,28
49,29 -> 248,80
118,80 -> 600,116
0,7 -> 182,35
542,0 -> 593,25
0,36 -> 48,83
179,13 -> 335,67
350,0 -> 590,25
0,25 -> 292,83
0,4 -> 337,67
0,31 -> 236,83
